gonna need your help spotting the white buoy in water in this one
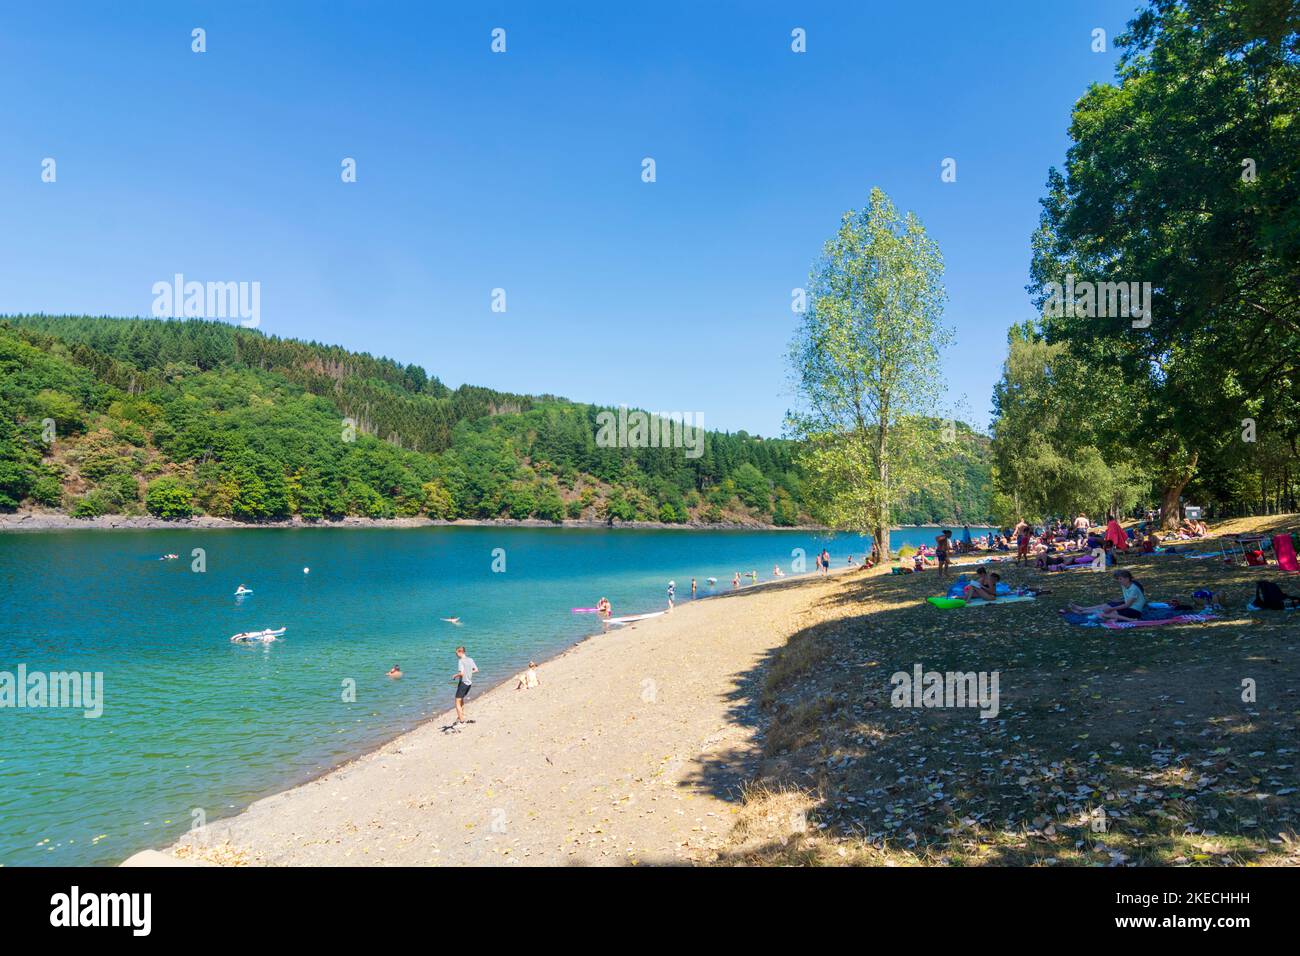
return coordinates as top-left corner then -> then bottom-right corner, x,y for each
303,567 -> 310,575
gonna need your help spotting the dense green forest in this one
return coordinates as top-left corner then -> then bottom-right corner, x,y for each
989,0 -> 1298,527
0,316 -> 993,525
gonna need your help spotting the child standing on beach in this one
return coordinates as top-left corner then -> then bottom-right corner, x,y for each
451,646 -> 477,725
1015,519 -> 1031,567
667,580 -> 675,611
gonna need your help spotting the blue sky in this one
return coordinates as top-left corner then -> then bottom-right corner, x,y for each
0,1 -> 1141,436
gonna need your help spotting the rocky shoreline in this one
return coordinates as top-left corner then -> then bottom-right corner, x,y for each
0,511 -> 827,533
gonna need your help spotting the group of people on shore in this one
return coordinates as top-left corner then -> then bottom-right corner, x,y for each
888,513 -> 1196,582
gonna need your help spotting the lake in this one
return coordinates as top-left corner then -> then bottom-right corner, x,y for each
0,524 -> 988,865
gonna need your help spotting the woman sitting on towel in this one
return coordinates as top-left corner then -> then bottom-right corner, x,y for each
1068,570 -> 1148,621
963,570 -> 1000,601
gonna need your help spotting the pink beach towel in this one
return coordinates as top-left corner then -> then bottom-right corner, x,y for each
1273,534 -> 1299,573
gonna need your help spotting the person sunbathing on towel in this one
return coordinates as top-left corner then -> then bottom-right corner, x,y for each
963,569 -> 999,601
1068,570 -> 1148,621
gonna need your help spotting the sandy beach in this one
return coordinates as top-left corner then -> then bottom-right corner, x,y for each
163,569 -> 846,866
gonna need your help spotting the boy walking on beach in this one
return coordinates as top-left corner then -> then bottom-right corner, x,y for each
451,646 -> 477,724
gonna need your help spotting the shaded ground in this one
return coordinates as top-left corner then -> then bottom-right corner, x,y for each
703,520 -> 1300,865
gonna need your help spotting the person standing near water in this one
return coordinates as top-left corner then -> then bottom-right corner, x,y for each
667,580 -> 676,611
451,646 -> 477,725
1014,519 -> 1031,567
936,530 -> 953,578
690,578 -> 697,599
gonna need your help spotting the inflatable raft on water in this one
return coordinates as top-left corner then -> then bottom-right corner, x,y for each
230,627 -> 285,643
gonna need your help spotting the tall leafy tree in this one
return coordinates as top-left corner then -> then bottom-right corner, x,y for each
1030,0 -> 1299,527
787,187 -> 950,556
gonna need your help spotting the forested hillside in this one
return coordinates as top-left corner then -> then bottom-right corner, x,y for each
0,316 -> 992,525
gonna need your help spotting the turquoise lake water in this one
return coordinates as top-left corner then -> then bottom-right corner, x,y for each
0,524 -> 989,866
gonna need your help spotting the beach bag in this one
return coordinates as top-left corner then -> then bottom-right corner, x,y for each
1255,580 -> 1290,610
1245,549 -> 1268,567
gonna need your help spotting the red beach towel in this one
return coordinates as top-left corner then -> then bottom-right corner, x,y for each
1273,534 -> 1299,573
1105,520 -> 1128,550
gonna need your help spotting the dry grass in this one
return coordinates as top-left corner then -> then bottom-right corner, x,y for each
716,516 -> 1300,867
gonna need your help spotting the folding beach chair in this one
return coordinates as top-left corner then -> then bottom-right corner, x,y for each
1222,534 -> 1269,566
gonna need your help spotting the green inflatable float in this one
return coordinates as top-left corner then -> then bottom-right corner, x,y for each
926,596 -> 967,609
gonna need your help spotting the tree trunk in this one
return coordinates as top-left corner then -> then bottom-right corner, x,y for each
1157,451 -> 1199,531
876,415 -> 890,558
1159,483 -> 1186,530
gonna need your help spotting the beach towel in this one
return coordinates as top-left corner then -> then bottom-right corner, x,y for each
1273,534 -> 1299,573
945,577 -> 1012,599
1102,612 -> 1217,629
1105,520 -> 1128,550
1047,557 -> 1106,572
962,594 -> 1036,607
1060,602 -> 1175,627
1060,611 -> 1104,627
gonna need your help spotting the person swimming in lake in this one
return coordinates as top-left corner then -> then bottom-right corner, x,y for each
1068,569 -> 1148,621
773,564 -> 784,577
387,664 -> 402,678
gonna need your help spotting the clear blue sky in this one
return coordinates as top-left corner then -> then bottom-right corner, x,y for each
0,0 -> 1140,436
